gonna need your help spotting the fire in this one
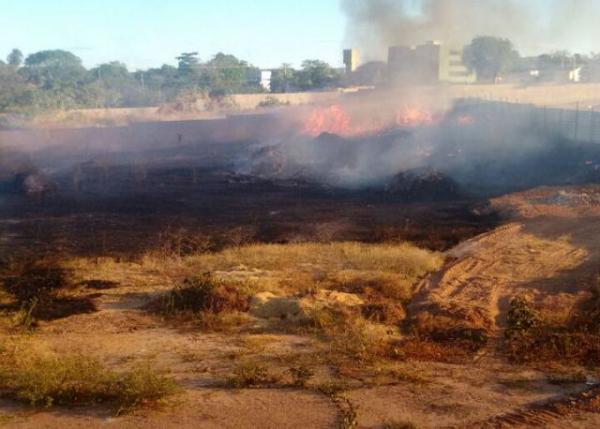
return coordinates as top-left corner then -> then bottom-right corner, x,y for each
395,107 -> 434,127
302,104 -> 438,138
302,105 -> 361,137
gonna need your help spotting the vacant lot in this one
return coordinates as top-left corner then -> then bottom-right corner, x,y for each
0,185 -> 599,428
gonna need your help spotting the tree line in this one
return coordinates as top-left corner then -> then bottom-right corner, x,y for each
463,36 -> 599,82
0,49 -> 342,113
1,38 -> 596,114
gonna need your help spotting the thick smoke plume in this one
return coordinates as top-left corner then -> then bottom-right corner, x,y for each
342,0 -> 600,60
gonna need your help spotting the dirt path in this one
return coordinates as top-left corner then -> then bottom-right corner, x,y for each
411,185 -> 600,332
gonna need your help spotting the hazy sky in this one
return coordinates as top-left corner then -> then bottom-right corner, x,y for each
0,0 -> 346,70
0,0 -> 595,71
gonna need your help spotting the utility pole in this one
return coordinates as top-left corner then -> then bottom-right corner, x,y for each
590,106 -> 596,144
574,102 -> 580,141
282,63 -> 291,93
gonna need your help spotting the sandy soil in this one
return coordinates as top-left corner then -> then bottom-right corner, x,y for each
412,185 -> 600,333
2,186 -> 600,428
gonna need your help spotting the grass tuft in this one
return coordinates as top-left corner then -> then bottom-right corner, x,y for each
227,361 -> 278,388
0,350 -> 177,411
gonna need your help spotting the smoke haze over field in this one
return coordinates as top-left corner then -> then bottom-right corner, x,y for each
342,0 -> 600,60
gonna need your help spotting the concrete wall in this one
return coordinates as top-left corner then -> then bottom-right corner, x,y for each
448,83 -> 600,108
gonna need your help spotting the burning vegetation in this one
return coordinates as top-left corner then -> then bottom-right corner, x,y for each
302,104 -> 437,137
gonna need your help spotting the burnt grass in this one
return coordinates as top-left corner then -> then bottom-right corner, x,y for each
0,166 -> 500,259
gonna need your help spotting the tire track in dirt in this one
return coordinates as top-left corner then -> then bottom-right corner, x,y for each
410,187 -> 600,332
451,384 -> 600,428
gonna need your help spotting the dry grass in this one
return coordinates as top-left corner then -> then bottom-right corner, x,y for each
0,346 -> 177,411
181,242 -> 442,275
227,361 -> 279,388
146,242 -> 443,324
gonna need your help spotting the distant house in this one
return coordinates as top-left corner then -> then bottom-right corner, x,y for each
536,66 -> 582,83
260,70 -> 272,91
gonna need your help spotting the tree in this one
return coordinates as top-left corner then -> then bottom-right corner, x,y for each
463,36 -> 519,82
270,64 -> 295,93
7,49 -> 23,67
22,50 -> 86,89
176,52 -> 199,72
204,53 -> 261,93
294,60 -> 340,90
0,62 -> 31,111
537,51 -> 585,70
90,61 -> 129,81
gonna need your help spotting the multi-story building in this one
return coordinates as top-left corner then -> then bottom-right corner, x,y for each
343,49 -> 361,74
388,41 -> 476,84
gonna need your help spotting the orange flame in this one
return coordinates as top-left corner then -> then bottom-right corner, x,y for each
395,108 -> 434,127
302,104 -> 438,138
302,105 -> 360,137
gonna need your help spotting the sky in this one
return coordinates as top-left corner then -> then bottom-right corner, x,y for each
0,0 -> 595,72
0,0 -> 347,70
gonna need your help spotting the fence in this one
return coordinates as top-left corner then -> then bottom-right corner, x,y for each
457,98 -> 600,144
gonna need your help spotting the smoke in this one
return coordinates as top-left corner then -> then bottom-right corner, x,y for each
242,93 -> 600,196
341,0 -> 600,60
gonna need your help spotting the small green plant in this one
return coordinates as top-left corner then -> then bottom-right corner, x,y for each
227,361 -> 277,388
505,296 -> 541,338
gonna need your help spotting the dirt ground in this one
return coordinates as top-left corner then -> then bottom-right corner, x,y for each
1,185 -> 600,428
412,185 -> 600,333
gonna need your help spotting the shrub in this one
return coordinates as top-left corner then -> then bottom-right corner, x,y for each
115,363 -> 178,411
504,291 -> 600,366
0,352 -> 177,410
570,279 -> 600,334
361,302 -> 406,325
159,274 -> 249,315
505,297 -> 541,338
329,317 -> 391,363
410,312 -> 488,356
